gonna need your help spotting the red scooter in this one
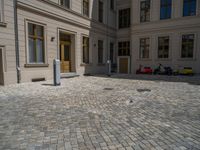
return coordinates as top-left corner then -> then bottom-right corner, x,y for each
136,65 -> 153,74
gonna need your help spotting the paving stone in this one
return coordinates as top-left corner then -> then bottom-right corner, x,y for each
0,75 -> 200,150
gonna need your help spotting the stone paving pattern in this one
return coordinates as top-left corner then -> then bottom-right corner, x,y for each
0,75 -> 200,150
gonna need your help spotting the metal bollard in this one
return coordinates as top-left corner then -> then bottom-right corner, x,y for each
107,60 -> 111,76
53,59 -> 61,86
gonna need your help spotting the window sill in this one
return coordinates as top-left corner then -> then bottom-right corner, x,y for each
0,22 -> 7,27
24,64 -> 49,68
155,58 -> 172,61
80,63 -> 92,66
137,58 -> 152,61
97,63 -> 106,66
178,58 -> 196,61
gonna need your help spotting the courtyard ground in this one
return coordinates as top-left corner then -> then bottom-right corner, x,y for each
0,75 -> 200,150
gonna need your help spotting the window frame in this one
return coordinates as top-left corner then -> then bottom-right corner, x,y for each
98,0 -> 104,23
82,0 -> 90,17
25,20 -> 47,65
82,36 -> 90,64
158,36 -> 170,59
183,0 -> 197,17
110,0 -> 115,11
118,8 -> 131,29
139,37 -> 150,59
0,0 -> 4,23
180,34 -> 195,59
59,0 -> 70,9
98,40 -> 104,64
140,0 -> 151,23
160,0 -> 172,20
118,41 -> 130,56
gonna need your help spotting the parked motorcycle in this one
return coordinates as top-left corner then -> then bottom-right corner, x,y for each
153,64 -> 173,75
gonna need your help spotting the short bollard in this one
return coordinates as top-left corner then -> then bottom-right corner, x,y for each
53,59 -> 61,86
107,60 -> 111,76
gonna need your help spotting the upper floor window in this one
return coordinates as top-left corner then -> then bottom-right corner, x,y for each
118,41 -> 130,56
181,34 -> 194,58
0,0 -> 4,22
158,36 -> 169,58
110,0 -> 114,10
119,8 -> 130,29
28,22 -> 45,64
98,40 -> 104,64
60,0 -> 70,9
183,0 -> 196,16
82,36 -> 89,64
98,0 -> 104,23
83,0 -> 89,17
140,0 -> 150,22
160,0 -> 172,20
140,38 -> 150,59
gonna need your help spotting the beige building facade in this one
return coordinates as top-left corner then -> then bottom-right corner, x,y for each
0,0 -> 200,85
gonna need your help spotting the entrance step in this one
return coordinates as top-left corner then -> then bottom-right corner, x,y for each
61,72 -> 79,78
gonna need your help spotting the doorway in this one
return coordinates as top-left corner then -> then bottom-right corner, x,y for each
59,32 -> 74,73
118,56 -> 130,74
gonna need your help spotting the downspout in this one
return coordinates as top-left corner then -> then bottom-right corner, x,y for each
14,0 -> 20,83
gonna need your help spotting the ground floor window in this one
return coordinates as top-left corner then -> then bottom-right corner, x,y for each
98,40 -> 104,64
181,34 -> 194,58
140,38 -> 150,59
28,22 -> 45,64
158,36 -> 169,58
82,36 -> 89,64
110,43 -> 114,63
118,41 -> 130,56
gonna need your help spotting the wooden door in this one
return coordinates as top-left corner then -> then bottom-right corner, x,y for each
119,58 -> 128,74
60,42 -> 71,73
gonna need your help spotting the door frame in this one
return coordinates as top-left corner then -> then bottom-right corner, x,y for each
0,47 -> 4,85
117,56 -> 130,74
57,28 -> 77,73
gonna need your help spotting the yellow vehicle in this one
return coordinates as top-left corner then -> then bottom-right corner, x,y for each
179,67 -> 194,75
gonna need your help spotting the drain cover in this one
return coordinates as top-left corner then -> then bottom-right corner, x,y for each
137,89 -> 151,92
104,88 -> 114,90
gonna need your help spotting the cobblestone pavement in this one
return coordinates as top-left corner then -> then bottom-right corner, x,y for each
0,75 -> 200,150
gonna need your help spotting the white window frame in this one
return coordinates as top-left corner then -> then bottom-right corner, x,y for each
179,32 -> 197,60
0,0 -> 4,23
59,0 -> 71,9
82,0 -> 90,17
25,20 -> 47,65
156,34 -> 172,61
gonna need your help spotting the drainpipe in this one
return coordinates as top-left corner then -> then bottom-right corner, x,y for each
14,0 -> 21,83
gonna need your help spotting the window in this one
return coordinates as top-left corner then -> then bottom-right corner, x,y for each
118,42 -> 130,56
140,0 -> 150,22
28,23 -> 45,63
0,0 -> 4,22
98,0 -> 104,23
140,38 -> 150,59
82,36 -> 89,64
110,0 -> 114,10
110,43 -> 114,63
181,34 -> 194,58
183,0 -> 196,16
83,0 -> 89,17
160,0 -> 172,20
60,0 -> 70,8
98,40 -> 104,64
158,36 -> 169,58
119,8 -> 130,29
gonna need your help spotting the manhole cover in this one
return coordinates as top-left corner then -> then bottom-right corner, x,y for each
104,88 -> 114,91
137,89 -> 151,92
